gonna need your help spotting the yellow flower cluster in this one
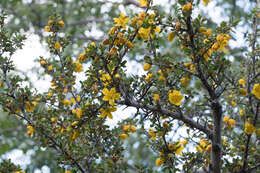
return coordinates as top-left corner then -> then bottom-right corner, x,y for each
212,34 -> 231,52
169,90 -> 183,106
143,63 -> 152,71
120,124 -> 137,140
223,116 -> 236,129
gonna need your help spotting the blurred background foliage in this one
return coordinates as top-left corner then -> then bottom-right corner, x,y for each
0,0 -> 257,172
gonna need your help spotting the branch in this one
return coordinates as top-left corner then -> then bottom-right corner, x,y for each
118,84 -> 213,139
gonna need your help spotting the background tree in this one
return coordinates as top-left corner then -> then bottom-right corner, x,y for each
0,0 -> 260,173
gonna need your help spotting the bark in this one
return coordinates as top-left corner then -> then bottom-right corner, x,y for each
210,100 -> 223,173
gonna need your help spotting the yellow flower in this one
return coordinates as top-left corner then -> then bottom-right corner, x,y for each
223,116 -> 230,123
48,65 -> 53,71
113,13 -> 129,29
78,53 -> 86,61
196,145 -> 203,152
74,108 -> 82,118
153,94 -> 159,102
65,170 -> 71,173
120,133 -> 128,140
123,125 -> 131,132
130,125 -> 136,133
44,26 -> 51,32
168,32 -> 175,42
238,78 -> 246,87
228,119 -> 236,127
244,122 -> 256,135
48,20 -> 53,26
148,128 -> 156,140
182,2 -> 192,11
40,60 -> 46,66
27,125 -> 34,136
138,27 -> 151,40
74,61 -> 83,73
239,109 -> 244,116
137,0 -> 148,7
143,63 -> 152,71
54,42 -> 61,50
200,139 -> 208,148
145,73 -> 152,82
102,87 -> 120,105
252,83 -> 260,100
169,90 -> 183,106
63,99 -> 71,106
203,0 -> 210,6
71,121 -> 79,127
240,88 -> 247,96
180,77 -> 189,87
231,101 -> 237,107
58,20 -> 65,27
155,158 -> 163,166
25,101 -> 37,112
99,107 -> 117,119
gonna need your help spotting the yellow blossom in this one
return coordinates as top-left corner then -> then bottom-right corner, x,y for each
25,101 -> 37,112
168,32 -> 175,42
120,133 -> 128,140
123,125 -> 131,132
138,27 -> 151,40
238,78 -> 246,87
58,20 -> 65,27
244,122 -> 256,135
45,26 -> 51,32
113,13 -> 129,29
143,63 -> 152,71
99,107 -> 117,119
130,125 -> 136,133
223,116 -> 230,123
153,94 -> 159,102
239,109 -> 244,116
40,60 -> 46,66
240,88 -> 247,96
145,73 -> 153,82
169,90 -> 184,106
231,101 -> 237,107
182,2 -> 192,11
78,53 -> 86,61
48,20 -> 53,25
228,119 -> 236,127
155,158 -> 163,166
137,0 -> 148,7
65,170 -> 71,173
74,108 -> 82,118
74,61 -> 83,73
252,83 -> 260,100
48,65 -> 53,71
63,99 -> 71,106
27,125 -> 34,136
54,42 -> 61,50
102,87 -> 120,105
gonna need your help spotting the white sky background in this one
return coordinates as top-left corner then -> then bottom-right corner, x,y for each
2,0 -> 255,172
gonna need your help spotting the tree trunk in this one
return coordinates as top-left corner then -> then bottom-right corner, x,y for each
211,101 -> 223,173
